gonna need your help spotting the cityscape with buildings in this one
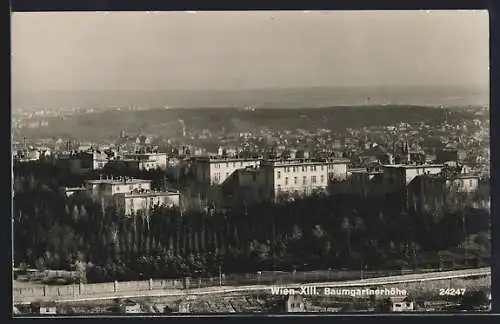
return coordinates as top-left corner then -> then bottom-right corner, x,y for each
12,11 -> 490,315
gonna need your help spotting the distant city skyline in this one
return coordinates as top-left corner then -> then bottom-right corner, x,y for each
12,10 -> 489,94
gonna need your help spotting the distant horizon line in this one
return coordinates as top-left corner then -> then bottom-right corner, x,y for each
12,83 -> 489,94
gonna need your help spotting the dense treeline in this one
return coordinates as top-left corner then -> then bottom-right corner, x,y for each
13,162 -> 490,283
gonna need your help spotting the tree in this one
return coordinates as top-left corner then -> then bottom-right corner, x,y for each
341,217 -> 352,257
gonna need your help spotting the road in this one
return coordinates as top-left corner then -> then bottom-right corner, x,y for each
14,267 -> 490,305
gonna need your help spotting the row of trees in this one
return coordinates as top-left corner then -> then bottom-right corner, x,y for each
13,161 -> 490,283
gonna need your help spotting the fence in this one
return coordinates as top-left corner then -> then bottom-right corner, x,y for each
13,261 -> 490,301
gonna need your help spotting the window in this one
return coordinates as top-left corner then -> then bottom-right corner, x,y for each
321,165 -> 324,171
226,162 -> 229,167
294,176 -> 298,184
302,166 -> 305,172
277,171 -> 281,179
312,176 -> 317,184
310,166 -> 313,171
469,179 -> 473,186
303,176 -> 307,185
285,177 -> 289,185
320,175 -> 324,183
292,167 -> 296,172
226,172 -> 229,178
240,161 -> 243,167
277,184 -> 281,191
232,162 -> 235,167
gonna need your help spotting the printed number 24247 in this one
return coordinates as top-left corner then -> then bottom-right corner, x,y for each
439,288 -> 466,296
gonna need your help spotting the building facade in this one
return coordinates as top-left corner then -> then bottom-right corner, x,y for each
190,156 -> 261,185
84,177 -> 180,215
260,158 -> 330,201
226,167 -> 268,204
347,169 -> 385,197
381,164 -> 445,191
114,189 -> 181,216
104,159 -> 141,172
69,150 -> 109,173
84,177 -> 152,206
326,159 -> 349,181
123,152 -> 168,170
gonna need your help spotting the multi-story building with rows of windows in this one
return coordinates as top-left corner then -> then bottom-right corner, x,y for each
260,158 -> 330,197
226,158 -> 349,204
83,176 -> 180,215
190,155 -> 349,204
84,177 -> 152,205
190,156 -> 262,185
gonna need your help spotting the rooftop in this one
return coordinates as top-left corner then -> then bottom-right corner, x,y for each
85,177 -> 151,185
424,173 -> 480,180
382,164 -> 445,169
125,152 -> 166,156
108,158 -> 140,163
238,167 -> 262,173
262,158 -> 349,166
350,169 -> 384,175
193,156 -> 261,162
118,189 -> 180,198
389,296 -> 411,302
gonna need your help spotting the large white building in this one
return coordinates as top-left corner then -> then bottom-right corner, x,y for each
190,156 -> 261,185
114,189 -> 181,216
260,159 -> 330,198
68,150 -> 109,173
83,177 -> 180,214
233,159 -> 347,203
123,152 -> 168,170
223,158 -> 334,203
326,159 -> 349,181
407,171 -> 481,212
420,173 -> 480,193
190,155 -> 349,187
84,177 -> 152,208
85,177 -> 151,200
381,164 -> 445,190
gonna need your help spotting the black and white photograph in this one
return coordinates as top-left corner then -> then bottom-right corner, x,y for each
11,10 -> 491,315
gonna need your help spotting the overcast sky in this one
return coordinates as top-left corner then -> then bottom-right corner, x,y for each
11,10 -> 489,92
